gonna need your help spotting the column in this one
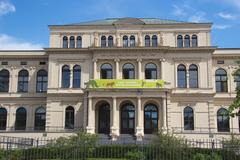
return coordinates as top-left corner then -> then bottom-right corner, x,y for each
160,58 -> 165,80
93,59 -> 97,79
136,97 -> 144,140
111,97 -> 119,140
86,97 -> 95,134
162,98 -> 167,130
137,59 -> 142,79
58,64 -> 62,88
115,59 -> 120,79
69,64 -> 73,88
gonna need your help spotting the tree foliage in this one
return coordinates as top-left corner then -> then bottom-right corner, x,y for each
229,60 -> 240,117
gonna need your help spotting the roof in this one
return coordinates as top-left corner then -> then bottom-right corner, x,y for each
64,17 -> 208,26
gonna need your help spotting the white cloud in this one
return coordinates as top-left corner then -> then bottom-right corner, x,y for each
0,0 -> 15,16
213,24 -> 232,30
221,0 -> 240,9
0,34 -> 43,50
173,4 -> 187,17
218,12 -> 237,20
188,12 -> 207,22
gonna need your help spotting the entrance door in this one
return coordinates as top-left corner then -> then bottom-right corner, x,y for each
144,104 -> 158,134
98,103 -> 110,134
121,103 -> 135,134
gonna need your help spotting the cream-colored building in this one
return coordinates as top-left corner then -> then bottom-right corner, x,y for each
0,18 -> 239,140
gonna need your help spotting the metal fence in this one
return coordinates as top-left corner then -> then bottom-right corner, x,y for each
0,135 -> 240,160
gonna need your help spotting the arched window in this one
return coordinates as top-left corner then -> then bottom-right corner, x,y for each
145,35 -> 150,47
217,108 -> 230,132
36,70 -> 48,93
18,70 -> 29,92
130,35 -> 135,47
123,36 -> 128,47
34,107 -> 46,131
101,36 -> 107,47
177,64 -> 187,88
0,69 -> 9,92
192,35 -> 198,47
108,36 -> 113,47
177,35 -> 183,48
15,107 -> 27,130
184,106 -> 194,130
145,63 -> 157,79
0,108 -> 7,130
152,35 -> 158,47
234,74 -> 240,89
189,64 -> 198,88
144,104 -> 158,134
184,35 -> 190,48
69,36 -> 75,48
65,106 -> 74,129
73,65 -> 81,88
215,68 -> 228,92
123,63 -> 135,79
121,103 -> 135,134
77,36 -> 82,48
63,36 -> 68,48
98,103 -> 110,134
62,65 -> 70,88
100,63 -> 112,79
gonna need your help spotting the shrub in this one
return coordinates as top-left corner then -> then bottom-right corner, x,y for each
125,151 -> 145,160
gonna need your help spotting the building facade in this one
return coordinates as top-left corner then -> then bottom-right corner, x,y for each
0,18 -> 239,140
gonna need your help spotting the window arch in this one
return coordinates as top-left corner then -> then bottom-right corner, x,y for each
73,65 -> 81,88
36,70 -> 48,93
130,35 -> 135,47
77,36 -> 82,48
63,36 -> 68,48
0,108 -> 7,130
123,36 -> 128,47
145,63 -> 157,79
192,35 -> 198,47
15,107 -> 27,130
144,104 -> 158,134
65,106 -> 74,129
184,106 -> 194,130
69,36 -> 75,48
101,36 -> 107,47
123,63 -> 135,79
152,35 -> 158,47
177,64 -> 187,88
34,107 -> 46,131
189,64 -> 198,88
100,63 -> 112,79
177,35 -> 183,48
108,36 -> 113,47
18,69 -> 29,92
62,65 -> 70,88
0,69 -> 9,92
217,108 -> 230,132
215,68 -> 228,92
184,35 -> 190,47
121,103 -> 135,134
145,35 -> 150,47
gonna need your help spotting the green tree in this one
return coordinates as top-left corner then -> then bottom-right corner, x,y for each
229,60 -> 240,117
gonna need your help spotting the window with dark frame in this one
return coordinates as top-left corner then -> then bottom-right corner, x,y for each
184,106 -> 194,130
177,64 -> 187,88
144,104 -> 158,134
36,70 -> 48,92
0,69 -> 9,92
217,108 -> 230,132
65,106 -> 74,129
34,107 -> 46,131
100,63 -> 112,79
189,64 -> 198,88
62,65 -> 70,88
145,63 -> 157,79
73,65 -> 81,88
0,108 -> 7,130
123,63 -> 135,79
215,68 -> 228,92
15,107 -> 27,130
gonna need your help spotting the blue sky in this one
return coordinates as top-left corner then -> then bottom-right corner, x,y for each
0,0 -> 239,49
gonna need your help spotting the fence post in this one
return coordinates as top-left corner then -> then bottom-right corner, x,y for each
211,139 -> 215,159
36,138 -> 39,148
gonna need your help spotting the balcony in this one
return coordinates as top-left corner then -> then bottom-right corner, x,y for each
86,79 -> 165,89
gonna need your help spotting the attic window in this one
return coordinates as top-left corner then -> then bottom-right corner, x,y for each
20,61 -> 27,65
39,62 -> 46,65
1,62 -> 8,65
217,60 -> 224,64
